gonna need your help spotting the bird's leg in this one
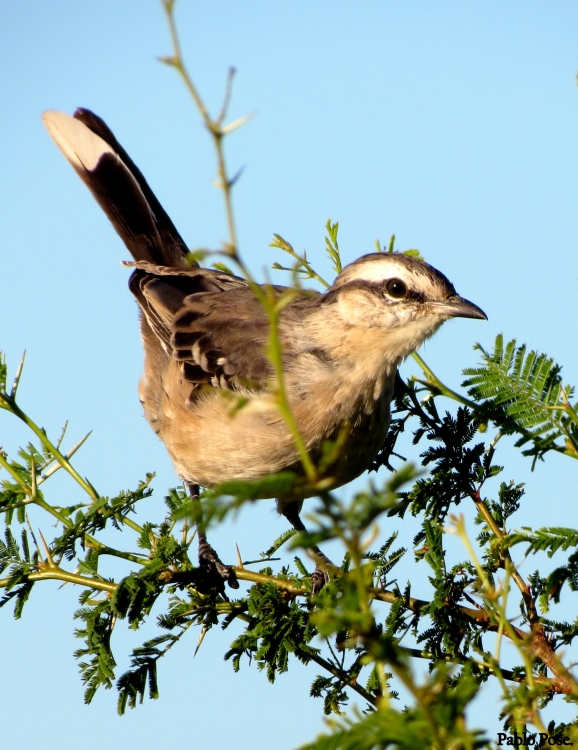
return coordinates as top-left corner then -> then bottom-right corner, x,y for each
187,483 -> 239,593
279,500 -> 334,595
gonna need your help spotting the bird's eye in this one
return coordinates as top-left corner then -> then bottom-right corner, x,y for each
385,278 -> 407,299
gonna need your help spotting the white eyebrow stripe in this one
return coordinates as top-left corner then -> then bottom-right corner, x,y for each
345,262 -> 414,284
331,252 -> 461,309
341,259 -> 444,297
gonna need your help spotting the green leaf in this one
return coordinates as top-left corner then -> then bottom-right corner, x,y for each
463,334 -> 578,463
324,219 -> 342,274
505,527 -> 578,556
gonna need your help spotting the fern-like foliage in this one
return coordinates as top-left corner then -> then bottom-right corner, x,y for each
462,334 -> 578,464
505,527 -> 578,556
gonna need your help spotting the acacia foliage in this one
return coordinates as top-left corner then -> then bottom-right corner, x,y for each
2,234 -> 578,748
3,2 -> 578,742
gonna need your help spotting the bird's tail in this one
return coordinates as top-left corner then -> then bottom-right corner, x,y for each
42,109 -> 191,267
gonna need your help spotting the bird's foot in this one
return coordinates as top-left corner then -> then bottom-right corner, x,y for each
311,565 -> 330,596
191,540 -> 239,596
310,549 -> 335,595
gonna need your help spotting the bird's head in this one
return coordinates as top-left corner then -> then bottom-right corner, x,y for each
326,252 -> 486,362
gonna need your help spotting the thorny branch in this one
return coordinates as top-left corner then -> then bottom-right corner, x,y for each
1,2 -> 576,742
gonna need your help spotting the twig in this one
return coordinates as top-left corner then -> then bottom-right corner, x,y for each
294,643 -> 377,707
0,567 -> 116,593
160,0 -> 317,482
411,351 -> 478,410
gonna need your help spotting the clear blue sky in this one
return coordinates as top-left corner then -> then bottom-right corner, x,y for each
1,2 -> 577,747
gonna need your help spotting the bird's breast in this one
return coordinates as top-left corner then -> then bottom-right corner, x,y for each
140,347 -> 397,494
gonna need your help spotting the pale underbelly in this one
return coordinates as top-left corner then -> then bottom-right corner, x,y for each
151,386 -> 392,497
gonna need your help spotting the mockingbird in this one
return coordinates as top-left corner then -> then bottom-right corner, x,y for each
42,109 -> 487,592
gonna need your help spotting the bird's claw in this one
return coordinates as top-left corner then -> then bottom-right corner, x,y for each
311,565 -> 330,596
194,540 -> 239,595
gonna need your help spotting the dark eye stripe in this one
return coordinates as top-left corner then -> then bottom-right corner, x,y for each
320,278 -> 426,305
378,280 -> 425,303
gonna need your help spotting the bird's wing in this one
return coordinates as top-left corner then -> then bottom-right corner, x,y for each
42,109 -> 319,398
129,262 -> 282,393
42,109 -> 190,266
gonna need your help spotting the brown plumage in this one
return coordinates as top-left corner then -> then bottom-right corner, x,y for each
42,108 -> 487,591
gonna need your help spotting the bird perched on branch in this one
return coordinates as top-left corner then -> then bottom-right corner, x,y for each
42,109 -> 486,592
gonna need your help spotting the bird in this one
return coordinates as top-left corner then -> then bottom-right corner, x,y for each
42,108 -> 487,593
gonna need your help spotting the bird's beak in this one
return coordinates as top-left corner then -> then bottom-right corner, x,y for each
434,295 -> 488,320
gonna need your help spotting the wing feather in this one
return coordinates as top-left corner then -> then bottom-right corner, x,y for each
129,264 -> 277,395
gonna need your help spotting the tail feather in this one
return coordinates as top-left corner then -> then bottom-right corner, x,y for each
42,109 -> 190,266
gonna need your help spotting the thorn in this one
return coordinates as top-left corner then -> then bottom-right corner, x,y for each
26,515 -> 42,560
38,528 -> 55,567
58,566 -> 80,588
236,544 -> 244,569
194,625 -> 208,657
216,67 -> 237,125
222,111 -> 255,135
228,165 -> 246,189
157,55 -> 178,67
30,455 -> 37,499
360,524 -> 379,553
65,431 -> 92,459
10,351 -> 26,399
55,420 -> 69,450
83,476 -> 100,499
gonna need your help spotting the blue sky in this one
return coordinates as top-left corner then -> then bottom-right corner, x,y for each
1,2 -> 577,747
